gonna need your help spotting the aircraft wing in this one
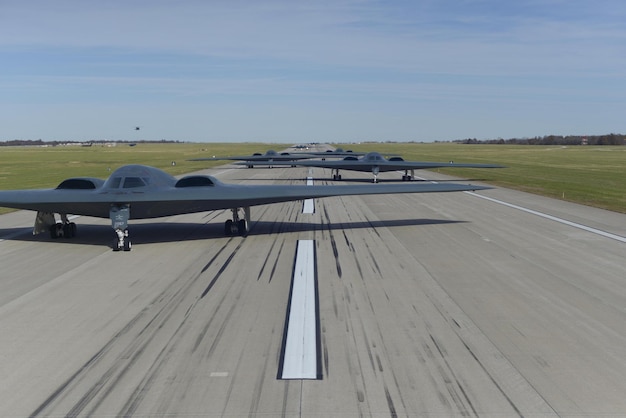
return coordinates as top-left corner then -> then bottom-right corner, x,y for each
234,159 -> 358,169
235,159 -> 503,172
189,150 -> 315,162
0,164 -> 490,250
0,177 -> 489,219
190,155 -> 314,162
289,151 -> 366,158
373,160 -> 504,172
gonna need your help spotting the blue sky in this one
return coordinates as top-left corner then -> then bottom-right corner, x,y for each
1,0 -> 625,142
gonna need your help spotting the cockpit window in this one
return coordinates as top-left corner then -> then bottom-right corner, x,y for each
123,177 -> 146,188
108,177 -> 122,189
365,153 -> 384,161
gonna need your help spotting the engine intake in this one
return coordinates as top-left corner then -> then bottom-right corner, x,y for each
175,176 -> 216,187
56,178 -> 104,189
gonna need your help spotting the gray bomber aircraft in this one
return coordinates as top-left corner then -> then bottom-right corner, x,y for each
237,151 -> 504,182
0,164 -> 489,251
190,149 -> 316,168
292,148 -> 366,160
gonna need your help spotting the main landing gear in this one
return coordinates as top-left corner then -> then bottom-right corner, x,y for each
108,204 -> 250,252
35,205 -> 252,252
49,221 -> 77,238
34,212 -> 77,239
224,207 -> 250,236
401,169 -> 415,181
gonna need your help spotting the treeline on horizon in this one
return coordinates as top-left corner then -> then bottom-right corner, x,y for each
452,133 -> 625,146
2,134 -> 625,147
0,139 -> 184,147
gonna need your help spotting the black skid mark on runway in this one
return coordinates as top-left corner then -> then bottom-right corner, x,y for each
363,214 -> 382,239
365,244 -> 382,277
117,337 -> 174,416
218,347 -> 248,416
341,229 -> 352,249
123,279 -> 245,414
28,342 -> 114,417
267,239 -> 286,283
274,199 -> 301,234
428,299 -> 530,416
31,255 -> 222,416
200,241 -> 243,299
29,238 -> 247,417
356,315 -> 377,375
254,228 -> 286,283
429,334 -> 480,417
256,237 -> 279,280
384,385 -> 398,418
204,300 -> 239,359
321,203 -> 333,229
193,258 -> 246,353
353,255 -> 365,281
341,334 -> 368,414
329,232 -> 342,278
460,340 -> 525,418
322,332 -> 330,377
355,287 -> 411,416
200,239 -> 232,274
322,205 -> 343,278
375,354 -> 384,372
181,240 -> 234,317
247,337 -> 273,416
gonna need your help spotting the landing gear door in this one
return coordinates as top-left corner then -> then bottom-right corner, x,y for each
110,204 -> 130,230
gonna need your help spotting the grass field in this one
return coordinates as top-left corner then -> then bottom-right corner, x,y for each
0,142 -> 284,214
0,142 -> 283,188
337,142 -> 626,213
1,142 -> 625,214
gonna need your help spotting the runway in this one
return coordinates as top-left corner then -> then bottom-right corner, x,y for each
1,152 -> 626,417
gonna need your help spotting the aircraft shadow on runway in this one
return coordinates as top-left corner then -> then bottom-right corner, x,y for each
0,218 -> 465,248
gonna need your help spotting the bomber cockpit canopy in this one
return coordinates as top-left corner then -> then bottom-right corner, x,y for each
103,165 -> 176,190
363,152 -> 386,162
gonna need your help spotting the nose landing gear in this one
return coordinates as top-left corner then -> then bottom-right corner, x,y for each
110,204 -> 132,251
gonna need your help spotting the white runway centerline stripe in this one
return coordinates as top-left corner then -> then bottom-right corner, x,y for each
280,239 -> 320,379
302,176 -> 315,213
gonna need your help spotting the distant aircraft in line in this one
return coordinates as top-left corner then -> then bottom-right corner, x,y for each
0,164 -> 490,251
190,150 -> 316,168
292,148 -> 366,160
238,152 -> 504,182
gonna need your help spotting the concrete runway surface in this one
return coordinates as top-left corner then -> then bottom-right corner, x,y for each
1,149 -> 626,417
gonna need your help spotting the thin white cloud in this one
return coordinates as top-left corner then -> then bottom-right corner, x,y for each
2,0 -> 625,75
1,0 -> 625,141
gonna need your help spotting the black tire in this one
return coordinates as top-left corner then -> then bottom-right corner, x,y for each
237,219 -> 247,236
63,222 -> 77,238
225,219 -> 233,235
